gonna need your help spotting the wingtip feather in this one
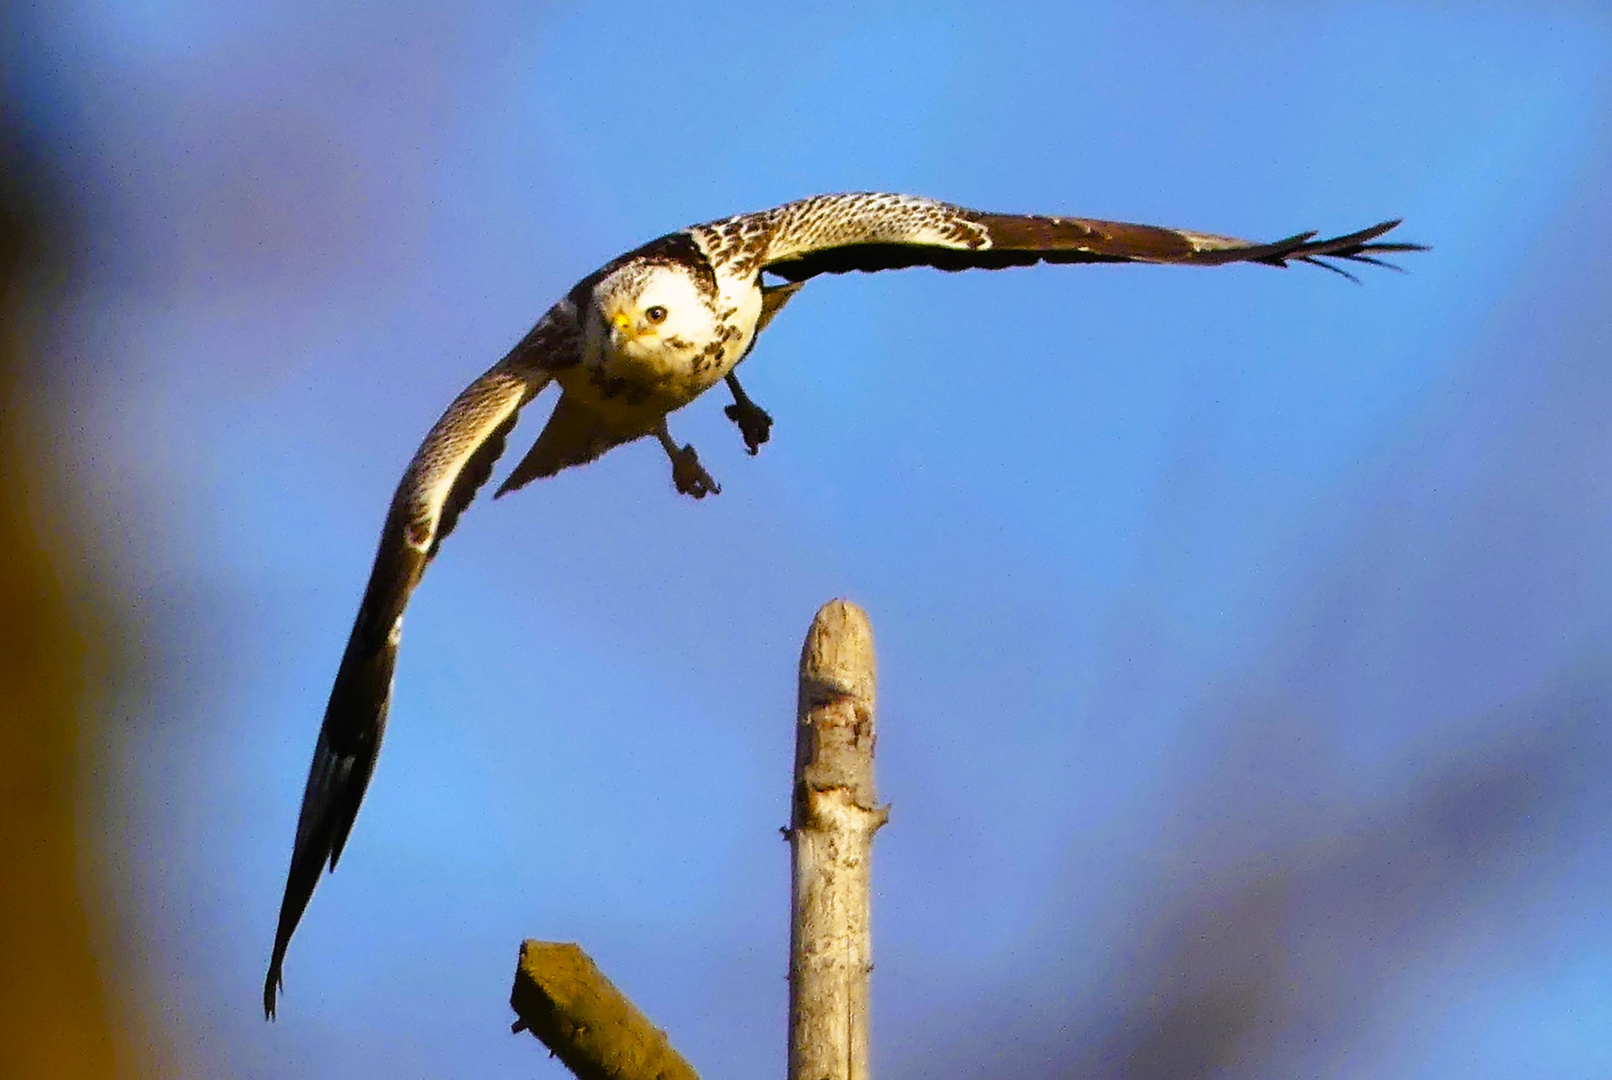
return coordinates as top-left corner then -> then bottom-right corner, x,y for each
263,966 -> 282,1020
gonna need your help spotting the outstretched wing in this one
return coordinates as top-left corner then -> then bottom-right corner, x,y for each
746,192 -> 1424,284
264,308 -> 577,1018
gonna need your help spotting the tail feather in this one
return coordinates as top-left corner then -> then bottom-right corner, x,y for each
496,392 -> 636,497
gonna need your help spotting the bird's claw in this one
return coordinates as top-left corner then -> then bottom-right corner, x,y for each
723,399 -> 773,456
670,443 -> 720,498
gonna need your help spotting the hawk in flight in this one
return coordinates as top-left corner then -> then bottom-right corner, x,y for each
265,192 -> 1422,1016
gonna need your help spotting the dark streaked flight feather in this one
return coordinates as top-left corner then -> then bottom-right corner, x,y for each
750,193 -> 1424,283
264,316 -> 568,1018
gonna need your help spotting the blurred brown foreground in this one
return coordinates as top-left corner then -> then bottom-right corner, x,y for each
0,89 -> 123,1077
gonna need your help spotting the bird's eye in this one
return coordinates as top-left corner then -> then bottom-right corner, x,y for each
644,305 -> 668,324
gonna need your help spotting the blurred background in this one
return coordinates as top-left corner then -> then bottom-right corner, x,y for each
3,1 -> 1610,1077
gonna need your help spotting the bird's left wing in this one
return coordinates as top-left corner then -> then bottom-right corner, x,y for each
264,307 -> 576,1018
744,192 -> 1423,283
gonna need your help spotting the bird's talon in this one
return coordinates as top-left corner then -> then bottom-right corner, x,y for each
723,400 -> 773,456
670,444 -> 720,498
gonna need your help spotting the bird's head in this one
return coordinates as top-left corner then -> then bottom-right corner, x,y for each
589,262 -> 714,361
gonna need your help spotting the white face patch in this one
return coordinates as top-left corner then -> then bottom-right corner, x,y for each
630,267 -> 715,344
594,264 -> 722,368
576,252 -> 765,404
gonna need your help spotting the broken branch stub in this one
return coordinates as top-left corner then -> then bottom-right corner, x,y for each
510,940 -> 700,1080
789,599 -> 889,1080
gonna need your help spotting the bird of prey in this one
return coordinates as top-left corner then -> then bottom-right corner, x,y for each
264,192 -> 1422,1016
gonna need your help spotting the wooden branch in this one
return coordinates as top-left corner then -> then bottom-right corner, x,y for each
789,600 -> 889,1080
510,940 -> 700,1080
511,600 -> 887,1080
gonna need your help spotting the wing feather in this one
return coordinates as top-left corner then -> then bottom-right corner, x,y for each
748,193 -> 1424,282
264,310 -> 574,1018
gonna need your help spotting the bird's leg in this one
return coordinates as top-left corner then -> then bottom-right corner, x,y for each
655,421 -> 721,499
722,372 -> 773,456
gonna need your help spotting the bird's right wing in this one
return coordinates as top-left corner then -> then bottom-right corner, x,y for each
265,305 -> 577,1018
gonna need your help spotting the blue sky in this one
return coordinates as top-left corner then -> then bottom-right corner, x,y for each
11,1 -> 1612,1076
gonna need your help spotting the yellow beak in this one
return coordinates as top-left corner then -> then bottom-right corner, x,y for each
611,311 -> 636,338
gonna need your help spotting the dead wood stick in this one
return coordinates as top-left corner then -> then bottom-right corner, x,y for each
510,940 -> 700,1080
789,600 -> 888,1080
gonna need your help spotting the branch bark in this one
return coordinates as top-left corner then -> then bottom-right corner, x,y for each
789,600 -> 888,1080
510,940 -> 700,1080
